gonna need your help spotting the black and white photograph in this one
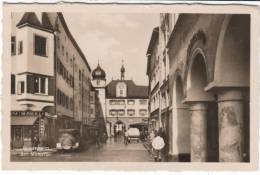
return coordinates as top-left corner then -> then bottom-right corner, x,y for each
1,3 -> 259,171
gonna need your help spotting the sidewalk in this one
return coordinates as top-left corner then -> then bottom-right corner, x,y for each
142,141 -> 168,162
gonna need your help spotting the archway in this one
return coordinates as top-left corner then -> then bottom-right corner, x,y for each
186,51 -> 215,162
171,74 -> 190,161
213,15 -> 250,162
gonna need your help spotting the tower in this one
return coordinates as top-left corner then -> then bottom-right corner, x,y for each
91,62 -> 106,118
120,60 -> 125,80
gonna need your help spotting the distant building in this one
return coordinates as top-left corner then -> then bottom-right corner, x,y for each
10,12 -> 92,149
92,63 -> 149,137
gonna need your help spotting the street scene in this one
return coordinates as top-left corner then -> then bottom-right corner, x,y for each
10,12 -> 250,163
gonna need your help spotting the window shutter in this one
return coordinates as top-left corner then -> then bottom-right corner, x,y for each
48,77 -> 55,96
27,74 -> 35,93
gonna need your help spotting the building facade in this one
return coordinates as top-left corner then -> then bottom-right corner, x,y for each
10,12 -> 92,149
92,63 -> 149,137
147,14 -> 250,162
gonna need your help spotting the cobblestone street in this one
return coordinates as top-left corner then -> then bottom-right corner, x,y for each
11,137 -> 154,162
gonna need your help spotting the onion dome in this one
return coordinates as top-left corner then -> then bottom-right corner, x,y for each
92,63 -> 106,80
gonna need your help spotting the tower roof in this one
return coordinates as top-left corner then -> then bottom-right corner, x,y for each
16,12 -> 53,32
92,63 -> 106,80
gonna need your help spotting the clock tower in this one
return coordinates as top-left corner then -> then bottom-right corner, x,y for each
91,63 -> 106,119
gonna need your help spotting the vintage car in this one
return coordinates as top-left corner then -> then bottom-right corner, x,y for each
127,127 -> 140,143
56,129 -> 80,151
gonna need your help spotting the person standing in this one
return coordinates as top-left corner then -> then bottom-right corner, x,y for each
32,135 -> 39,151
124,129 -> 129,145
95,129 -> 100,148
152,130 -> 165,162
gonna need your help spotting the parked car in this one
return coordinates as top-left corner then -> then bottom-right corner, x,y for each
127,128 -> 140,143
56,129 -> 80,152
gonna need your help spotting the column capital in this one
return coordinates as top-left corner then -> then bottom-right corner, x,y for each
217,89 -> 244,102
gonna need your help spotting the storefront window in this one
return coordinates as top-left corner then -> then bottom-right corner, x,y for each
23,127 -> 32,141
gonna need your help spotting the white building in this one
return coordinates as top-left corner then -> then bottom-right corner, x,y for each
92,63 -> 149,137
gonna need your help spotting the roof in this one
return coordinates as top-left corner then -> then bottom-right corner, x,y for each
92,63 -> 106,80
16,12 -> 53,32
11,116 -> 38,126
106,80 -> 148,99
57,13 -> 91,72
146,27 -> 159,55
146,27 -> 159,75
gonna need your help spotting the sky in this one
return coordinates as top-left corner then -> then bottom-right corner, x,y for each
63,13 -> 159,86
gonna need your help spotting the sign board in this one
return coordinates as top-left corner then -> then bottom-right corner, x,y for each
11,111 -> 45,117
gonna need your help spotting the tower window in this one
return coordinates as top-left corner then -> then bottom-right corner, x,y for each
11,74 -> 15,94
11,36 -> 16,55
17,81 -> 25,94
18,41 -> 23,55
34,35 -> 47,57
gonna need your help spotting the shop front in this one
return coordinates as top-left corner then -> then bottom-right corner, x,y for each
11,110 -> 57,149
11,113 -> 40,149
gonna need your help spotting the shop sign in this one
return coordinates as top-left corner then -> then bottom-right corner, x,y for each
11,111 -> 45,117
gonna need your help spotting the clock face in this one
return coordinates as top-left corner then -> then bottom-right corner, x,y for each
118,83 -> 125,89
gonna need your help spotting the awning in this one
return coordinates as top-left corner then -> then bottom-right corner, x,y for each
11,116 -> 38,126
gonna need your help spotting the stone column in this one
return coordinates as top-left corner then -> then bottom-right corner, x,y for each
218,89 -> 244,162
190,103 -> 208,162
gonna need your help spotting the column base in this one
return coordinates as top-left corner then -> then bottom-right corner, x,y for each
167,153 -> 191,162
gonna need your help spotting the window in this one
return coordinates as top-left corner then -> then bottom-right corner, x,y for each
11,36 -> 16,55
120,89 -> 123,95
119,100 -> 125,105
34,35 -> 47,56
109,110 -> 116,116
66,52 -> 68,62
62,45 -> 64,56
139,99 -> 147,105
70,98 -> 74,110
109,100 -> 116,105
97,80 -> 100,85
118,109 -> 125,116
79,70 -> 81,80
139,109 -> 147,116
40,78 -> 46,93
57,89 -> 60,104
90,108 -> 94,114
127,100 -> 135,105
70,58 -> 73,67
33,77 -> 47,94
127,109 -> 135,116
17,81 -> 24,94
18,41 -> 23,55
11,74 -> 15,94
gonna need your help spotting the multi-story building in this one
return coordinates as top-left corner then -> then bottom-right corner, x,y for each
92,63 -> 149,137
146,27 -> 160,131
147,13 -> 250,163
10,12 -> 92,149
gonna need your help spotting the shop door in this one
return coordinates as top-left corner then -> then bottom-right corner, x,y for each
13,127 -> 23,148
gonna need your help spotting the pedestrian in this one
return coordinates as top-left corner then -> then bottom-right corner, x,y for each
32,135 -> 39,151
102,132 -> 108,144
152,130 -> 165,162
95,129 -> 100,148
124,129 -> 129,145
